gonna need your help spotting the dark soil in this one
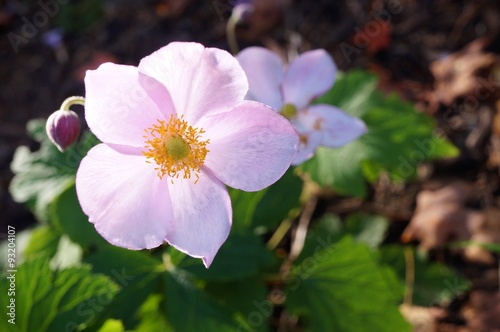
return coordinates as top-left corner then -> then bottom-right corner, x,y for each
1,0 -> 500,330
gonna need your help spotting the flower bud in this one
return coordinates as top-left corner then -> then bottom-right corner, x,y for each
46,109 -> 81,152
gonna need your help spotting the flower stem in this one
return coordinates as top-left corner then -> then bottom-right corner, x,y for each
289,196 -> 317,261
226,16 -> 239,55
403,246 -> 415,305
60,96 -> 85,111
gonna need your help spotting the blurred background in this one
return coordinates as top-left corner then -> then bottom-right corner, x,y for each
1,0 -> 500,330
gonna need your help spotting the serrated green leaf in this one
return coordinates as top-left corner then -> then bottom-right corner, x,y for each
379,245 -> 471,306
429,136 -> 460,159
9,119 -> 99,221
302,70 -> 459,197
314,70 -> 379,118
164,269 -> 247,331
23,226 -> 61,259
49,182 -> 107,249
302,144 -> 366,196
302,71 -> 458,197
176,233 -> 276,281
83,246 -> 163,330
0,256 -> 118,332
285,237 -> 410,332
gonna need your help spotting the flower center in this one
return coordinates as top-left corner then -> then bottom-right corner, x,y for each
164,136 -> 190,161
280,103 -> 297,119
143,115 -> 210,183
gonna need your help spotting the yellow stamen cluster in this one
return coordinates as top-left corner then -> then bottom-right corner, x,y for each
143,115 -> 210,183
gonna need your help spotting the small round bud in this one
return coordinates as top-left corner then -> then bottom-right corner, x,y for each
232,1 -> 254,23
46,109 -> 81,152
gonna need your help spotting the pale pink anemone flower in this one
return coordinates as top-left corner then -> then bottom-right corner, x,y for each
76,42 -> 299,267
236,47 -> 367,164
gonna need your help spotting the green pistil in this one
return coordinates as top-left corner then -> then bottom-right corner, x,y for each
280,104 -> 298,119
165,136 -> 190,161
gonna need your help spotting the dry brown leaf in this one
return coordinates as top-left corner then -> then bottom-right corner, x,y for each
488,100 -> 500,168
430,38 -> 497,105
462,290 -> 500,332
402,182 -> 500,264
400,304 -> 444,332
155,0 -> 193,18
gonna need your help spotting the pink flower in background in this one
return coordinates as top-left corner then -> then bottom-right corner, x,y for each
76,42 -> 299,267
237,47 -> 367,164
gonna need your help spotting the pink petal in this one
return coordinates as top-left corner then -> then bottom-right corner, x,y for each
307,104 -> 367,147
138,42 -> 248,125
282,49 -> 337,110
76,144 -> 172,249
166,169 -> 231,267
200,101 -> 299,191
236,47 -> 285,111
84,63 -> 175,147
291,130 -> 322,165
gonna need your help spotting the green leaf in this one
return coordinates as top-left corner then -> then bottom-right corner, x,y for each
379,246 -> 471,306
49,182 -> 107,248
285,236 -> 410,332
97,319 -> 125,332
229,188 -> 268,231
23,226 -> 61,259
85,245 -> 162,277
176,233 -> 276,281
302,144 -> 367,196
0,256 -> 118,332
163,269 -> 248,331
252,169 -> 303,231
135,294 -> 173,332
9,119 -> 99,221
206,277 -> 270,332
344,213 -> 389,248
314,70 -> 379,118
84,246 -> 163,330
49,235 -> 83,269
302,70 -> 459,197
230,168 -> 303,233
